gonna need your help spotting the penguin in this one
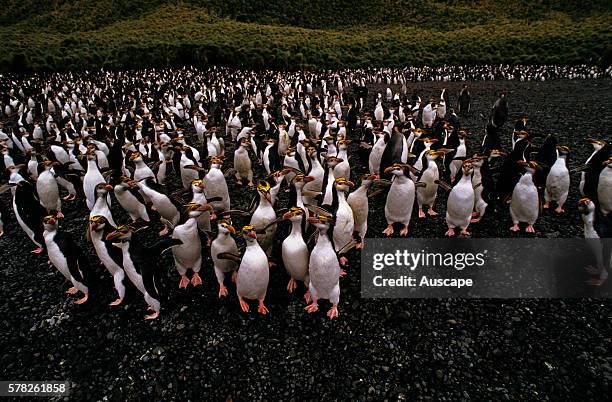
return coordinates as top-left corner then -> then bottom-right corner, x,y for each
249,180 -> 277,257
331,177 -> 355,265
42,215 -> 91,304
89,215 -> 125,306
171,203 -> 212,288
305,213 -> 341,320
211,219 -> 239,298
280,207 -> 310,295
134,177 -> 180,236
468,155 -> 489,223
204,156 -> 231,213
510,161 -> 541,233
233,137 -> 253,187
443,161 -> 475,237
369,130 -> 388,175
82,150 -> 108,210
580,139 -> 611,200
379,127 -> 409,179
113,175 -> 150,224
457,84 -> 471,116
578,198 -> 610,286
90,182 -> 117,227
302,144 -> 325,205
383,163 -> 418,237
416,150 -> 444,218
543,146 -> 570,214
106,226 -> 182,320
598,157 -> 612,216
8,166 -> 46,253
347,173 -> 376,249
449,130 -> 468,183
235,225 -> 270,315
36,160 -> 63,218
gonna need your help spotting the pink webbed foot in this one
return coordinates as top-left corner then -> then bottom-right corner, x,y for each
382,224 -> 394,236
510,224 -> 520,232
339,269 -> 347,278
427,208 -> 438,216
471,211 -> 479,217
144,311 -> 159,320
327,305 -> 339,320
287,278 -> 297,293
236,180 -> 243,186
109,298 -> 123,306
31,247 -> 44,254
304,291 -> 312,304
66,287 -> 78,295
239,298 -> 250,313
63,194 -> 75,201
218,283 -> 228,298
460,228 -> 471,236
247,181 -> 254,188
470,217 -> 481,223
74,293 -> 88,305
356,241 -> 364,249
555,205 -> 565,214
257,301 -> 269,315
418,209 -> 426,219
178,275 -> 190,289
399,225 -> 409,236
525,225 -> 535,233
339,256 -> 348,266
159,227 -> 169,236
191,272 -> 202,286
304,302 -> 319,313
56,211 -> 64,218
542,202 -> 550,209
268,261 -> 276,269
210,212 -> 217,220
445,228 -> 456,237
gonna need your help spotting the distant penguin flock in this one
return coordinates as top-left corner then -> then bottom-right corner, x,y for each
0,64 -> 610,320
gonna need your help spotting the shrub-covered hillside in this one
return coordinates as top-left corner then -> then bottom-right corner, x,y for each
0,0 -> 610,72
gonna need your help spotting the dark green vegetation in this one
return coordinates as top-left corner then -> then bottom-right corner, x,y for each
1,1 -> 611,72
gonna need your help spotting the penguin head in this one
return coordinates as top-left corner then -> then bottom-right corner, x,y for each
241,225 -> 258,241
191,179 -> 205,192
282,207 -> 305,222
517,160 -> 540,174
326,156 -> 343,168
425,150 -> 444,161
556,145 -> 570,157
90,215 -> 112,232
218,219 -> 236,235
334,177 -> 354,192
42,215 -> 58,230
337,139 -> 351,150
105,225 -> 133,243
257,180 -> 272,202
384,163 -> 409,176
489,149 -> 507,160
461,161 -> 474,175
307,213 -> 334,230
95,182 -> 113,197
239,138 -> 251,149
578,198 -> 595,215
587,138 -> 607,151
184,202 -> 212,217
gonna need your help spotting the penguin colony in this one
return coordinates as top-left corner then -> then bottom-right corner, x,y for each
0,65 -> 610,320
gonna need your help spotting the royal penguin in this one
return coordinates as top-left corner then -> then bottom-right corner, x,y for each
598,157 -> 612,216
82,149 -> 108,210
305,213 -> 341,320
509,161 -> 541,233
302,144 -> 325,205
580,139 -> 611,200
8,166 -> 46,253
90,182 -> 117,227
113,176 -> 150,224
543,146 -> 570,214
468,155 -> 488,223
347,173 -> 377,248
106,226 -> 182,320
134,177 -> 180,236
416,150 -> 444,218
235,225 -> 270,315
36,160 -> 63,217
578,198 -> 610,286
369,130 -> 388,175
280,207 -> 310,295
89,215 -> 125,306
331,177 -> 355,265
233,137 -> 253,187
202,156 -> 230,214
42,215 -> 91,304
383,163 -> 418,236
171,203 -> 212,288
443,161 -> 475,236
211,219 -> 239,298
249,180 -> 277,257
